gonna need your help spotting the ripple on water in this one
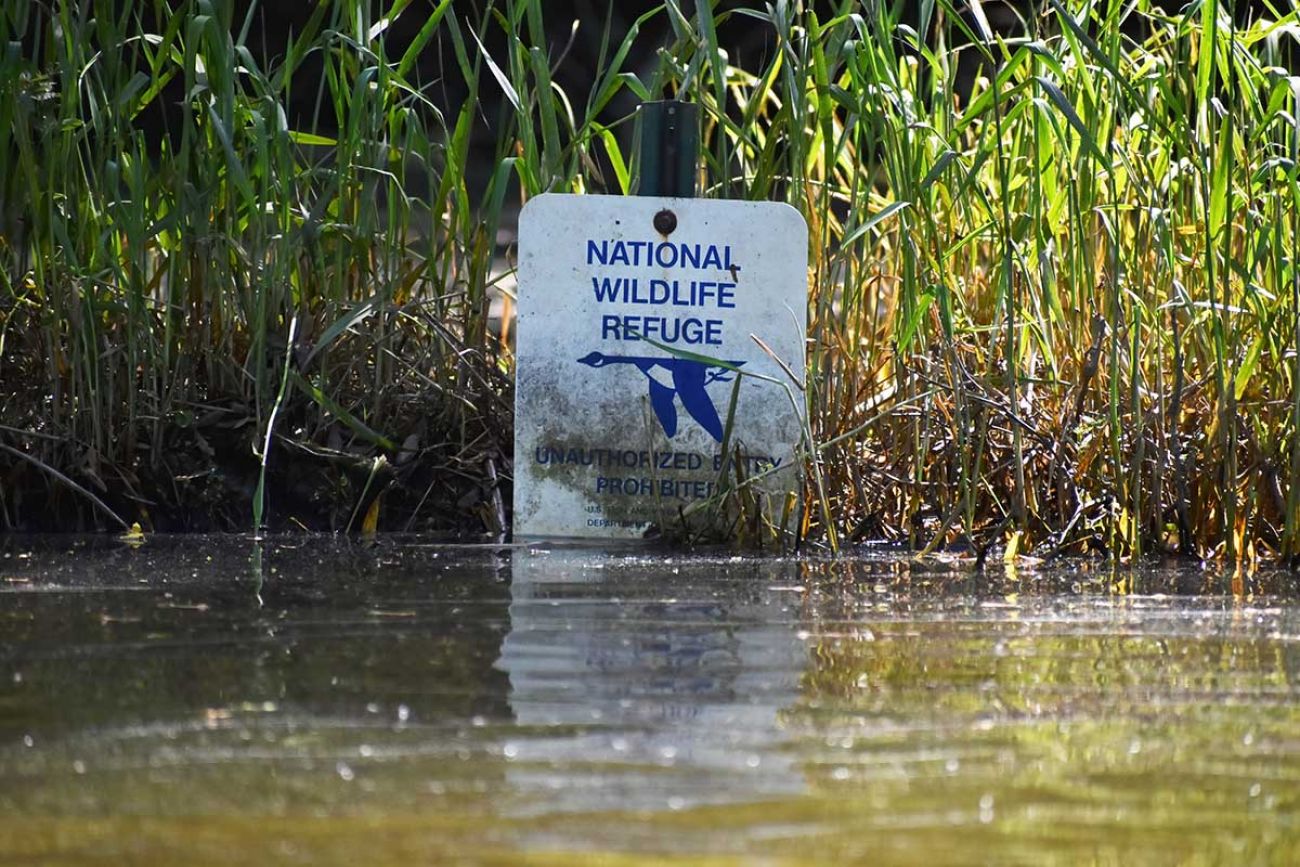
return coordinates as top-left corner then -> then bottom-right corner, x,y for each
0,535 -> 1298,864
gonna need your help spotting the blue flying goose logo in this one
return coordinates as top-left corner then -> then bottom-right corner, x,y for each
578,352 -> 744,443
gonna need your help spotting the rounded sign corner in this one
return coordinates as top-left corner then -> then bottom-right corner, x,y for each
518,193 -> 557,223
768,201 -> 810,235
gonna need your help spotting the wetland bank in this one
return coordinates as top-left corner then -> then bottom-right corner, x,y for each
3,0 -> 1300,560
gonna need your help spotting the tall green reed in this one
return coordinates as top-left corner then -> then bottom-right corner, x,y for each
664,0 -> 1300,559
0,0 -> 507,529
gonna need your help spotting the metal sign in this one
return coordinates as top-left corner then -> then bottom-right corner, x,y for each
513,193 -> 808,539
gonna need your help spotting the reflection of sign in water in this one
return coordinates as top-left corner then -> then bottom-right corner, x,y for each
497,549 -> 808,814
576,352 -> 743,443
514,194 -> 808,538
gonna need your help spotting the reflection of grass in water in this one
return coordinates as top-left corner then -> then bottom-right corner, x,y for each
777,623 -> 1300,863
1,1 -> 1299,558
5,801 -> 1295,865
4,685 -> 1298,864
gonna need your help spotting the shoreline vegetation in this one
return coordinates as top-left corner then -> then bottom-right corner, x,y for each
1,0 -> 1298,563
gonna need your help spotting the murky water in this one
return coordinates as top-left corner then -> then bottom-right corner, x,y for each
2,536 -> 1298,865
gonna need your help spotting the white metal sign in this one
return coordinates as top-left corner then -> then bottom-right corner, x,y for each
513,193 -> 808,539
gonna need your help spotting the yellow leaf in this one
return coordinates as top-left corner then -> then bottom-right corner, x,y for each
361,496 -> 381,538
1004,529 -> 1021,562
119,522 -> 145,547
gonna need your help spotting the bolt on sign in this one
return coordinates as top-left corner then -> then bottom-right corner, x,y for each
513,194 -> 808,539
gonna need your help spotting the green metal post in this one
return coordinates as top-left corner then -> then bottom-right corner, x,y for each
635,101 -> 699,198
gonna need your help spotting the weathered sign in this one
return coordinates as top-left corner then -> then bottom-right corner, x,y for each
513,194 -> 808,539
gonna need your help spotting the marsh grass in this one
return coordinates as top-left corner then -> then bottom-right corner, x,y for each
1,0 -> 513,532
1,0 -> 1298,560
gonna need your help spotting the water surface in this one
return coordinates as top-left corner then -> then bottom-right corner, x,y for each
2,536 -> 1298,864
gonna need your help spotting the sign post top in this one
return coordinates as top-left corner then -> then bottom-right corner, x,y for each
636,101 -> 700,198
